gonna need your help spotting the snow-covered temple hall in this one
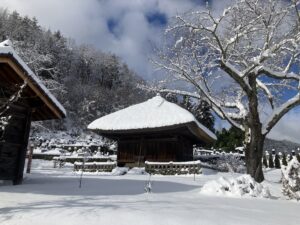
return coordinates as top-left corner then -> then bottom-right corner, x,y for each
88,95 -> 216,167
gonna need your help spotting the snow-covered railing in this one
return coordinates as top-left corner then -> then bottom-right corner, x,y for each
74,161 -> 117,172
53,155 -> 117,168
145,161 -> 201,175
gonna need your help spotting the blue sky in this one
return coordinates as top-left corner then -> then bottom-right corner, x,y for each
1,0 -> 299,144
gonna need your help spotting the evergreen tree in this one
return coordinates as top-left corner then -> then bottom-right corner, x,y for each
162,94 -> 215,132
282,153 -> 288,166
192,100 -> 215,132
214,127 -> 244,152
262,154 -> 268,168
164,93 -> 178,104
268,153 -> 274,168
181,95 -> 193,112
274,154 -> 281,169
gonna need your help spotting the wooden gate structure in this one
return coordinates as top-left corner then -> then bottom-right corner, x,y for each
0,40 -> 66,184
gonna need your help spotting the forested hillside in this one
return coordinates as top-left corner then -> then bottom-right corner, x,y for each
0,9 -> 149,135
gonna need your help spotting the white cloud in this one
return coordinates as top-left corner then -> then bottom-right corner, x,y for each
0,0 -> 234,79
267,107 -> 300,144
0,0 -> 207,79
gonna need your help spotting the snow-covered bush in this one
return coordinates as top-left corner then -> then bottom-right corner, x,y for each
200,175 -> 270,198
281,158 -> 300,200
215,154 -> 246,173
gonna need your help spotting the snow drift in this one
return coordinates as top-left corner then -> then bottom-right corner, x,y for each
200,175 -> 271,198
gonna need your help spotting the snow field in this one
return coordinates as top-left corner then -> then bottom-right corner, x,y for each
0,160 -> 300,225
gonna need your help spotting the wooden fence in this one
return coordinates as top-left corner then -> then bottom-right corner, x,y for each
145,161 -> 201,175
73,161 -> 116,172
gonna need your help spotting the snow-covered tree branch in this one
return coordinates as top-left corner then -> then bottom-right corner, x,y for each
154,0 -> 300,182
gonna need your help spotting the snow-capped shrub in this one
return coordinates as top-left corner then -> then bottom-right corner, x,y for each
281,158 -> 300,200
282,153 -> 288,166
262,154 -> 268,168
274,154 -> 281,169
200,175 -> 270,198
215,154 -> 246,173
268,153 -> 274,168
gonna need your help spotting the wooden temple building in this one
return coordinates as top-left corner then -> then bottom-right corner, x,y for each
0,40 -> 66,184
88,95 -> 216,167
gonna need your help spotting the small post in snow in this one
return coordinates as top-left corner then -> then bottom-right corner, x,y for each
145,173 -> 152,194
193,162 -> 196,181
26,143 -> 34,174
79,148 -> 88,188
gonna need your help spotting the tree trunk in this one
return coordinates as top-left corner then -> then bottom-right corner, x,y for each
244,125 -> 265,183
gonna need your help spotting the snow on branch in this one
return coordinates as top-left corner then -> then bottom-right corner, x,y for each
256,79 -> 274,109
263,93 -> 300,134
260,67 -> 300,81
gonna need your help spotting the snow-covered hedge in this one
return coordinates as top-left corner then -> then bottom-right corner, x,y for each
198,154 -> 245,173
282,158 -> 300,200
216,154 -> 246,173
200,175 -> 270,198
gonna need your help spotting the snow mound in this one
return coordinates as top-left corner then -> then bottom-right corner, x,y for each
127,167 -> 147,175
111,167 -> 129,176
200,175 -> 270,198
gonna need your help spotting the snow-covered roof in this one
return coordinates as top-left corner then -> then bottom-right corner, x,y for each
88,95 -> 216,142
0,40 -> 66,118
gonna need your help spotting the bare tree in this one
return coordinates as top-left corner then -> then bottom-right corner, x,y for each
154,0 -> 300,182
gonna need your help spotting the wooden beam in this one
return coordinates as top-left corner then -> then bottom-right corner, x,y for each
0,57 -> 64,119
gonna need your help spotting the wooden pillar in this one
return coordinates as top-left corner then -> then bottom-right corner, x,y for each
138,138 -> 144,167
13,110 -> 32,185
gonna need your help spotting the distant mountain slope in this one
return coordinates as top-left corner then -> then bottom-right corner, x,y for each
264,138 -> 300,153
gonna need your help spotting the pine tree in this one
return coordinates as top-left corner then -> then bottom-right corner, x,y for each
282,153 -> 288,166
274,154 -> 281,169
192,100 -> 215,132
262,154 -> 268,168
164,93 -> 178,104
162,93 -> 215,132
268,153 -> 274,168
214,127 -> 244,152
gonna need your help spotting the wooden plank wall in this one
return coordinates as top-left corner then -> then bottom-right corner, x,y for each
117,135 -> 194,166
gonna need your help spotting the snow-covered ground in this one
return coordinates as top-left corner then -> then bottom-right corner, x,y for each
0,160 -> 300,225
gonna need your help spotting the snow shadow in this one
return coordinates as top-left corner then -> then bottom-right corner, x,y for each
0,175 -> 199,196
